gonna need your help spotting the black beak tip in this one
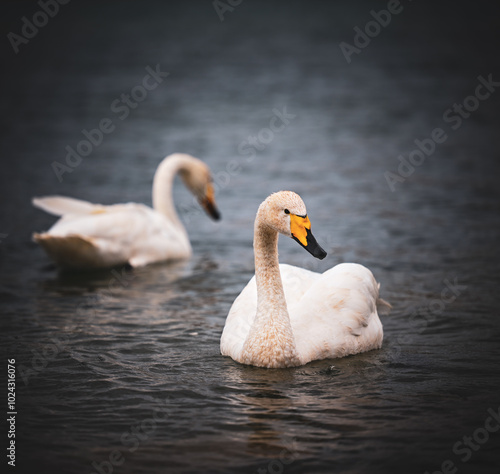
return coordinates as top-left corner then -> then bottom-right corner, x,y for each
315,247 -> 327,260
211,208 -> 221,221
200,198 -> 221,221
293,229 -> 327,260
207,204 -> 221,221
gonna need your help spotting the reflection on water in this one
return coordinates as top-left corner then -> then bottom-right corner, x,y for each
2,1 -> 500,473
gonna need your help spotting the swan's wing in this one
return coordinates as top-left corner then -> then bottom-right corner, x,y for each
220,276 -> 257,359
33,233 -> 122,269
32,196 -> 104,216
34,203 -> 190,268
280,263 -> 322,306
291,263 -> 386,363
126,208 -> 191,266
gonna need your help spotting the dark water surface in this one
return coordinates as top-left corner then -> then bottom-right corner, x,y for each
1,1 -> 500,473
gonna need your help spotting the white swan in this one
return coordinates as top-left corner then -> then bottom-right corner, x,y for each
32,153 -> 220,269
220,191 -> 390,368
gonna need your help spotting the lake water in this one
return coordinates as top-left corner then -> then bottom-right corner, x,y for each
1,1 -> 500,473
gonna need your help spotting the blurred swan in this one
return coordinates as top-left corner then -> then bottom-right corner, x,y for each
33,153 -> 220,269
220,191 -> 390,368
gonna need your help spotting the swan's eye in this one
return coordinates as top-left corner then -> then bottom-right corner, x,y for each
284,209 -> 290,214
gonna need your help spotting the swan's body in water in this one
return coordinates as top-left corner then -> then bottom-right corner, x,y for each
220,191 -> 390,368
33,153 -> 220,269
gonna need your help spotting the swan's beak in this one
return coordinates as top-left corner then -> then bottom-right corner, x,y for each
290,214 -> 327,260
199,184 -> 221,221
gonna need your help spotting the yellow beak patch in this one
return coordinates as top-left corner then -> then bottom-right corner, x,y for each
290,214 -> 311,247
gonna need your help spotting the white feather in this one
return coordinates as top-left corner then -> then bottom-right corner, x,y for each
32,196 -> 102,216
220,191 -> 389,368
221,263 -> 386,365
32,154 -> 219,269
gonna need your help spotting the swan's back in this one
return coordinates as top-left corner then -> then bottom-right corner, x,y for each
291,263 -> 385,363
33,197 -> 190,268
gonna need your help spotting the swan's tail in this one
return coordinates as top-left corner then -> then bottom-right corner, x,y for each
33,233 -> 105,269
376,297 -> 392,315
32,196 -> 99,216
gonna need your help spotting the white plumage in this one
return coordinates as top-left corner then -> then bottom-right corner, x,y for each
220,191 -> 390,368
32,154 -> 220,269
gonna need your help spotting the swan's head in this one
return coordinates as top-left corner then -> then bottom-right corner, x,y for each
179,157 -> 221,221
258,191 -> 327,260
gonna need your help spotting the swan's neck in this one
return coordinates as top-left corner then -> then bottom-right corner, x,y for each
241,216 -> 301,368
152,155 -> 188,235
